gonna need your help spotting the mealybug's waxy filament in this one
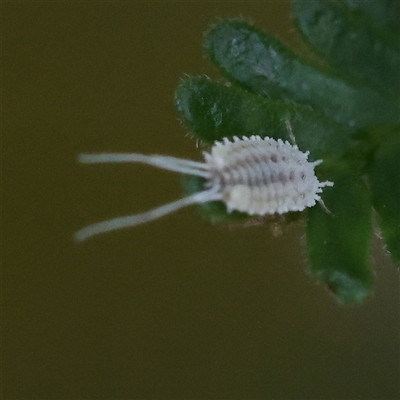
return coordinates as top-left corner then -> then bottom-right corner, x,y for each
75,135 -> 333,241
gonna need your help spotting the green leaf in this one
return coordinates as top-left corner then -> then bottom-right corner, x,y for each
367,134 -> 400,266
175,76 -> 353,160
293,0 -> 400,100
204,19 -> 399,128
307,163 -> 373,304
172,8 -> 397,304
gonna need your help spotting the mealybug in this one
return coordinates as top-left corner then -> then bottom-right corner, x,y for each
75,135 -> 333,241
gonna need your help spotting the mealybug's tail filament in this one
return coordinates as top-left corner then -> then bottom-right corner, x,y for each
78,153 -> 209,178
75,153 -> 217,241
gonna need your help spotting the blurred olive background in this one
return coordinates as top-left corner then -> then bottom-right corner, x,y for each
3,2 -> 399,399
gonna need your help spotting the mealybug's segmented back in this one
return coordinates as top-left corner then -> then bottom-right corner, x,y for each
208,135 -> 331,215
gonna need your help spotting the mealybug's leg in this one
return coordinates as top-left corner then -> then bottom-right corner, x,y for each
285,120 -> 297,145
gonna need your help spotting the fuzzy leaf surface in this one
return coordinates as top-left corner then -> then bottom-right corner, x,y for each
204,19 -> 398,127
175,76 -> 352,160
367,134 -> 400,266
343,0 -> 400,41
293,0 -> 400,100
307,163 -> 373,304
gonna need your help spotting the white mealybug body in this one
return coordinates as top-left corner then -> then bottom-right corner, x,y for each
75,135 -> 333,241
